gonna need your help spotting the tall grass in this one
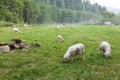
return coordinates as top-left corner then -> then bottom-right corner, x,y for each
0,25 -> 120,80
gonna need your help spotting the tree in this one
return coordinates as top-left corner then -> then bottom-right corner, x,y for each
50,0 -> 56,6
23,0 -> 40,23
0,0 -> 107,24
101,11 -> 115,22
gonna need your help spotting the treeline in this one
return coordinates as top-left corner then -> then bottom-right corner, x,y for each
0,0 -> 106,24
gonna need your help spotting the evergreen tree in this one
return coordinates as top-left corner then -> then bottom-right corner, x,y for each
0,0 -> 108,24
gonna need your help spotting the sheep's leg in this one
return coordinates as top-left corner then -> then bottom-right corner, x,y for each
105,55 -> 109,58
71,56 -> 75,61
81,48 -> 85,60
105,54 -> 111,58
109,54 -> 111,57
82,53 -> 85,60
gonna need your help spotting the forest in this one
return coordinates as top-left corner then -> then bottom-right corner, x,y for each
0,0 -> 120,25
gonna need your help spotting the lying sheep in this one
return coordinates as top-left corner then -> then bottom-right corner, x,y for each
99,41 -> 111,58
11,39 -> 29,51
63,43 -> 85,61
11,38 -> 22,44
57,35 -> 63,42
19,40 -> 29,51
31,42 -> 41,47
0,43 -> 15,53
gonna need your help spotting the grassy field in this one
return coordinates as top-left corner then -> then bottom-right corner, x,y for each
0,25 -> 120,80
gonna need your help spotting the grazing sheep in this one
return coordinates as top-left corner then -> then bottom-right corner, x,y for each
99,41 -> 111,58
57,35 -> 63,42
57,25 -> 61,29
0,43 -> 15,53
57,23 -> 64,28
24,23 -> 29,27
31,42 -> 41,47
12,27 -> 20,32
63,43 -> 85,61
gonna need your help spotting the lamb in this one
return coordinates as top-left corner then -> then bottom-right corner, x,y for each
99,41 -> 111,58
57,35 -> 63,42
0,43 -> 15,53
63,43 -> 85,61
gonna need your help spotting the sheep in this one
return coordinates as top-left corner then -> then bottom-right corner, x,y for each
57,35 -> 63,42
99,41 -> 111,58
24,23 -> 29,27
11,38 -> 22,44
31,42 -> 41,47
12,26 -> 20,32
63,43 -> 85,61
11,39 -> 29,51
57,23 -> 64,29
0,43 -> 15,53
19,40 -> 29,51
57,25 -> 61,29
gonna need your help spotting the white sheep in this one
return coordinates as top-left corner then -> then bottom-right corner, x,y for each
63,43 -> 85,61
57,35 -> 63,42
24,23 -> 29,27
99,41 -> 111,58
57,24 -> 64,29
57,25 -> 61,29
12,26 -> 20,32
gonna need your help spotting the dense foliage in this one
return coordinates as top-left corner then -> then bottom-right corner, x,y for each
0,0 -> 106,24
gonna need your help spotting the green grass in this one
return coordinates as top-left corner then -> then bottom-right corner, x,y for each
0,25 -> 120,80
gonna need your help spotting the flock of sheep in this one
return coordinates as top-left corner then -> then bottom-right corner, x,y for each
57,34 -> 111,61
0,23 -> 40,52
12,23 -> 29,32
63,41 -> 111,61
0,24 -> 112,62
0,38 -> 41,53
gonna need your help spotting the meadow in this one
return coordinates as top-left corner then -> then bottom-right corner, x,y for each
0,25 -> 120,80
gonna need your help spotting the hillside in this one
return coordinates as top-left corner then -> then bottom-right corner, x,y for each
0,0 -> 106,24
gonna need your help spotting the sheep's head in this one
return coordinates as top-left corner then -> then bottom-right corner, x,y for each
104,51 -> 111,58
11,39 -> 22,44
63,55 -> 69,61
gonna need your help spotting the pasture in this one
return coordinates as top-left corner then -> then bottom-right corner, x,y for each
0,25 -> 120,80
